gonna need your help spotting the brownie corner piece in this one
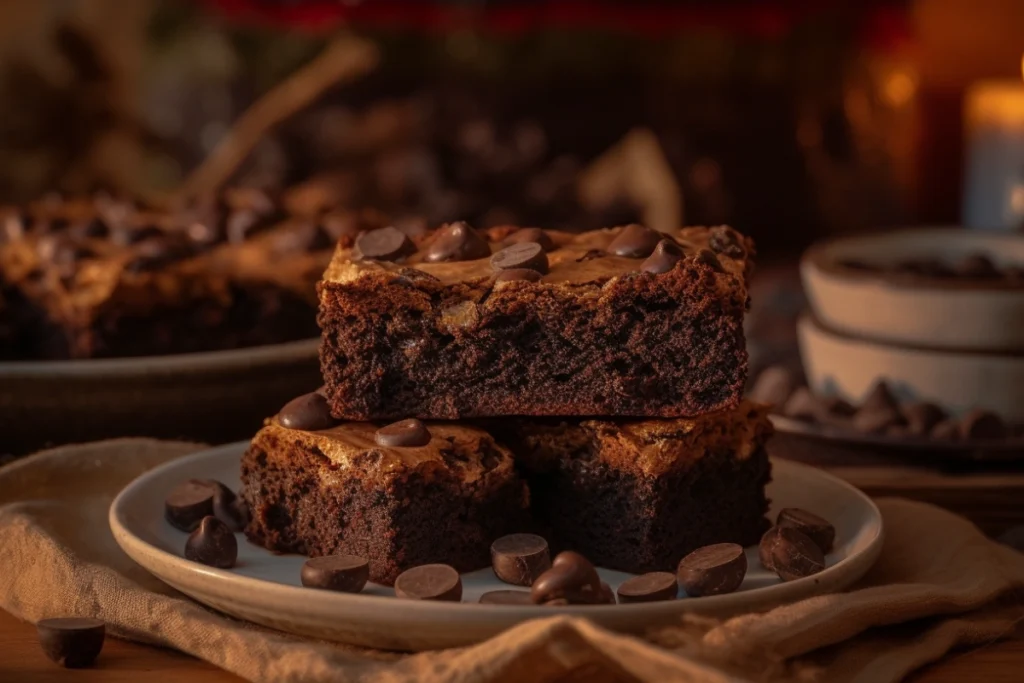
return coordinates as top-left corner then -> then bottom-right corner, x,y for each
240,418 -> 530,585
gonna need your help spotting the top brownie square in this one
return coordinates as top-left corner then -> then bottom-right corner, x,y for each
318,222 -> 753,420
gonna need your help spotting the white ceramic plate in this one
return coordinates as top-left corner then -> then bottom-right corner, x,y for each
110,442 -> 884,651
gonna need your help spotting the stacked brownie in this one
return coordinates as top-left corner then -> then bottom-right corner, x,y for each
241,221 -> 772,583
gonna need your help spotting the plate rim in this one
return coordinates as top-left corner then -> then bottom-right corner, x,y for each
109,441 -> 884,625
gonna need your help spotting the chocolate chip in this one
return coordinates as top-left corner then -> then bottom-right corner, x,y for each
616,572 -> 678,603
490,533 -> 551,586
301,554 -> 370,593
696,248 -> 726,273
504,227 -> 554,252
782,387 -> 821,422
490,242 -> 549,274
354,226 -> 415,261
749,366 -> 798,409
165,479 -> 216,532
641,239 -> 683,274
479,590 -> 534,605
960,408 -> 1006,440
278,392 -> 339,431
424,221 -> 491,263
375,418 -> 431,447
531,551 -> 607,605
777,508 -> 835,554
37,618 -> 105,668
852,381 -> 904,434
394,564 -> 462,601
185,516 -> 237,568
494,268 -> 543,283
676,543 -> 747,597
901,401 -> 946,437
759,526 -> 825,581
708,226 -> 745,258
606,224 -> 662,258
861,381 -> 900,414
204,480 -> 248,532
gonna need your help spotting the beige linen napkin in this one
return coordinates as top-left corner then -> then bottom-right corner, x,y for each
1,439 -> 1022,683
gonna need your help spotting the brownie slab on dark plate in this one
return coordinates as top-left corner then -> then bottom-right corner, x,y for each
317,222 -> 754,420
490,400 -> 773,574
240,408 -> 531,585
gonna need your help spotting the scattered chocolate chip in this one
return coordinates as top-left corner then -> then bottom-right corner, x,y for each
531,551 -> 606,605
606,224 -> 662,258
424,221 -> 491,263
494,268 -> 543,283
640,239 -> 683,274
204,480 -> 248,533
301,555 -> 370,593
822,396 -> 856,417
375,418 -> 431,447
616,572 -> 678,603
184,516 -> 237,568
901,401 -> 946,437
861,381 -> 901,414
504,227 -> 554,252
696,248 -> 726,273
165,479 -> 216,532
955,253 -> 1000,278
782,387 -> 821,422
37,618 -> 105,668
278,392 -> 339,431
759,526 -> 825,582
931,418 -> 961,441
479,590 -> 534,605
676,543 -> 747,597
708,226 -> 745,258
394,564 -> 462,601
490,242 -> 549,274
749,366 -> 798,409
960,408 -> 1006,440
490,533 -> 551,586
852,381 -> 904,434
354,226 -> 415,261
777,508 -> 835,554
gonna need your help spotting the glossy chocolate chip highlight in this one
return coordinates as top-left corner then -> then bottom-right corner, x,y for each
164,479 -> 216,532
375,418 -> 431,447
301,555 -> 370,593
423,221 -> 490,263
641,239 -> 684,274
759,526 -> 825,582
616,572 -> 678,603
490,242 -> 549,274
278,392 -> 339,431
394,564 -> 462,601
677,543 -> 747,597
355,226 -> 415,261
777,508 -> 835,554
37,618 -> 105,669
185,516 -> 238,569
606,224 -> 662,258
490,533 -> 551,586
531,551 -> 611,605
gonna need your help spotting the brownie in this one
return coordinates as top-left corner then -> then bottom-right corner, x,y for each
240,415 -> 531,585
490,400 -> 773,574
318,222 -> 753,420
0,190 -> 387,359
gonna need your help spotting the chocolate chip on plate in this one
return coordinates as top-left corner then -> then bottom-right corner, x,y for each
531,551 -> 611,605
205,480 -> 249,532
852,381 -> 904,434
759,526 -> 825,582
504,227 -> 555,252
616,572 -> 678,603
423,221 -> 491,263
959,408 -> 1007,440
494,268 -> 543,283
676,543 -> 747,597
278,391 -> 339,431
394,564 -> 463,601
479,590 -> 534,605
777,508 -> 835,554
490,242 -> 549,274
749,366 -> 798,409
606,224 -> 662,258
640,239 -> 683,274
354,226 -> 415,261
375,419 -> 431,447
165,479 -> 216,532
901,401 -> 946,437
37,618 -> 105,668
782,387 -> 821,422
301,555 -> 370,593
185,516 -> 238,569
708,226 -> 745,258
490,533 -> 551,586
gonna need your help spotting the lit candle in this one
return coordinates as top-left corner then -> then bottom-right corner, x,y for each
962,57 -> 1024,231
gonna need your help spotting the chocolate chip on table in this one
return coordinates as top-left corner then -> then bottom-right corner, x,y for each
165,479 -> 216,532
606,224 -> 662,258
494,268 -> 543,283
616,572 -> 678,603
708,226 -> 745,258
531,551 -> 611,605
640,239 -> 683,274
749,366 -> 798,410
696,248 -> 726,273
676,543 -> 747,597
394,564 -> 463,601
490,242 -> 549,274
278,391 -> 340,431
959,408 -> 1007,440
490,533 -> 551,586
777,508 -> 835,554
375,419 -> 431,447
37,618 -> 105,668
504,227 -> 555,252
185,516 -> 238,569
301,555 -> 370,593
423,221 -> 491,263
901,401 -> 946,437
354,226 -> 415,261
479,590 -> 534,605
759,526 -> 825,582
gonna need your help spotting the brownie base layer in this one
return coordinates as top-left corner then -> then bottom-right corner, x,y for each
318,266 -> 747,420
240,430 -> 531,585
526,447 -> 772,574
